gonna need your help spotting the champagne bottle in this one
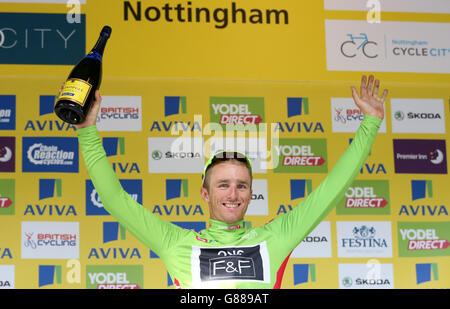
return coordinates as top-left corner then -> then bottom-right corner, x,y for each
54,26 -> 112,124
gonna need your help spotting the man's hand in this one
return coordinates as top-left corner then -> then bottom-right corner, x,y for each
74,90 -> 102,130
351,75 -> 388,120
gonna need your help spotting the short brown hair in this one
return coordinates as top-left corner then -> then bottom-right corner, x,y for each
202,151 -> 253,191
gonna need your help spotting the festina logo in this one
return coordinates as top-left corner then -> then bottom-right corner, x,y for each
341,226 -> 388,248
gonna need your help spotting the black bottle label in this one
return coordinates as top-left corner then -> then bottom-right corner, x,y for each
57,78 -> 92,107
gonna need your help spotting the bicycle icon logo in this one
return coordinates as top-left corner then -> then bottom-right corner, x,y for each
334,108 -> 347,124
24,232 -> 37,249
340,33 -> 378,58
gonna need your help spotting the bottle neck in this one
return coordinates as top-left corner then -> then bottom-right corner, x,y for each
91,33 -> 109,56
86,33 -> 109,61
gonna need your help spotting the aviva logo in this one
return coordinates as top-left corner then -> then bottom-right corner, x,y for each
165,96 -> 187,117
39,179 -> 62,200
166,179 -> 188,200
293,264 -> 316,285
39,96 -> 56,116
102,137 -> 125,157
290,179 -> 312,200
416,263 -> 438,285
287,97 -> 309,118
103,222 -> 126,243
38,265 -> 62,287
411,180 -> 433,201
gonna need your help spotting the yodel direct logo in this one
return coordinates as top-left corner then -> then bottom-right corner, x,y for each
337,180 -> 390,215
273,139 -> 327,173
22,137 -> 78,173
210,97 -> 264,127
398,222 -> 450,257
86,265 -> 143,289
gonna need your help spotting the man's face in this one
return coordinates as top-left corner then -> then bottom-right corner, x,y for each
200,161 -> 252,224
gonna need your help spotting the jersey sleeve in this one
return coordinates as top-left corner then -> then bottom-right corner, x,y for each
77,125 -> 185,259
264,115 -> 382,253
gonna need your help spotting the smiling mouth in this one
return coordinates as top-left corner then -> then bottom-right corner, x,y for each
222,202 -> 241,208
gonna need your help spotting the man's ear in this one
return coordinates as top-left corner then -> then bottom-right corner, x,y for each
200,187 -> 210,203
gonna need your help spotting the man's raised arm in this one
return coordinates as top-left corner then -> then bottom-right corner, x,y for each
265,75 -> 388,254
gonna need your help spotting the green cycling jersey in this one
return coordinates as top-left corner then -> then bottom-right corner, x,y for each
78,115 -> 382,289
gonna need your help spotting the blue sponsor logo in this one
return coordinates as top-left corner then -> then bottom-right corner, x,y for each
103,222 -> 126,243
166,179 -> 188,200
102,137 -> 125,157
290,179 -> 312,200
22,137 -> 78,173
38,265 -> 61,287
293,264 -> 316,285
165,96 -> 187,117
287,97 -> 308,118
39,178 -> 62,200
0,95 -> 15,130
411,180 -> 432,201
86,179 -> 142,215
0,13 -> 85,65
416,263 -> 438,285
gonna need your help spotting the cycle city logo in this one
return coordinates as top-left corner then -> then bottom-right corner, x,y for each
325,20 -> 450,73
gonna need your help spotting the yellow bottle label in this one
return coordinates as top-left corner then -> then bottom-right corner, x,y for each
57,78 -> 92,107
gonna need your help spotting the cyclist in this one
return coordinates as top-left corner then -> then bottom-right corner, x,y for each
76,75 -> 388,288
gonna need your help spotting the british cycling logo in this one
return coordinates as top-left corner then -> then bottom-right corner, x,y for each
21,221 -> 79,259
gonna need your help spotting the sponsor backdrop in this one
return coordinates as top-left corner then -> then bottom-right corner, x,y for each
0,0 -> 449,289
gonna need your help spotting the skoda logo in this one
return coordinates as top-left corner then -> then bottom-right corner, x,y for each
394,111 -> 404,121
342,277 -> 352,287
152,150 -> 162,160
